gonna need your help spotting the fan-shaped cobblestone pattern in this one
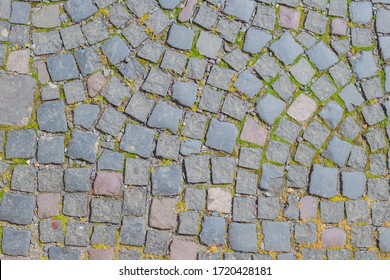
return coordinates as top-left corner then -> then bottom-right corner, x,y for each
0,0 -> 390,260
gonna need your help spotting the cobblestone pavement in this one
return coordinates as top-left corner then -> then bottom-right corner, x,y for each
0,0 -> 390,260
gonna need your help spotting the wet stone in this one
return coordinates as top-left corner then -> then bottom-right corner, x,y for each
0,193 -> 36,225
63,193 -> 89,217
123,188 -> 147,217
120,124 -> 155,158
2,228 -> 31,257
64,168 -> 92,192
40,220 -> 64,243
11,166 -> 37,194
258,197 -> 280,220
200,216 -> 226,246
120,217 -> 146,246
6,129 -> 37,161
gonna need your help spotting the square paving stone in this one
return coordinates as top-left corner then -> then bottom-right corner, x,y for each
240,117 -> 268,146
102,76 -> 130,107
266,141 -> 290,164
94,172 -> 123,196
351,226 -> 374,248
205,119 -> 238,154
303,120 -> 330,149
369,154 -> 387,176
145,8 -> 171,35
295,222 -> 317,244
10,2 -> 30,24
238,147 -> 262,170
339,83 -> 364,112
2,228 -> 31,257
155,133 -> 180,160
144,230 -> 171,256
149,198 -> 177,230
120,124 -> 155,158
235,70 -> 263,99
379,228 -> 390,252
379,37 -> 390,62
118,250 -> 141,260
67,130 -> 99,163
349,148 -> 367,171
279,6 -> 300,31
329,61 -> 352,87
0,193 -> 36,225
46,54 -> 79,81
270,32 -> 303,65
178,212 -> 199,235
64,0 -> 98,22
260,164 -> 284,192
98,150 -> 125,171
38,168 -> 64,193
319,101 -> 344,129
124,158 -> 150,186
216,18 -> 241,43
123,188 -> 147,216
182,112 -> 208,140
64,168 -> 91,192
90,198 -> 122,224
172,81 -> 198,108
5,129 -> 36,159
6,49 -> 29,74
307,42 -> 338,71
223,49 -> 249,72
321,202 -> 344,224
222,94 -> 248,121
294,144 -> 316,166
256,94 -> 285,125
152,165 -> 183,196
351,28 -> 373,48
141,68 -> 172,96
126,0 -> 156,17
184,155 -> 210,183
180,139 -> 201,156
65,222 -> 90,247
341,171 -> 366,200
287,165 -> 309,189
33,30 -> 62,56
96,107 -> 126,136
11,166 -> 37,194
229,223 -> 258,253
207,65 -> 235,91
258,197 -> 280,220
167,24 -> 194,51
376,8 -> 390,34
372,201 -> 390,226
232,197 -> 256,223
74,48 -> 102,76
198,87 -> 223,113
299,196 -> 318,220
48,246 -> 81,260
60,24 -> 85,50
185,188 -> 206,210
120,217 -> 146,246
75,104 -> 100,128
223,0 -> 256,22
196,31 -> 223,59
253,4 -> 276,31
346,200 -> 370,224
148,102 -> 182,134
304,10 -> 328,35
275,118 -> 301,144
102,36 -> 131,65
290,58 -> 315,86
125,92 -> 155,123
211,157 -> 235,185
368,178 -> 389,201
63,80 -> 85,105
91,225 -> 117,246
361,77 -> 384,100
63,193 -> 89,217
309,165 -> 338,198
349,51 -> 378,80
161,50 -> 187,75
41,85 -> 60,101
207,187 -> 232,213
38,136 -> 65,164
253,53 -> 282,82
137,39 -> 165,63
296,31 -> 317,49
37,101 -> 68,133
349,2 -> 372,24
200,216 -> 226,246
365,129 -> 387,152
323,137 -> 352,167
122,22 -> 147,48
302,249 -> 326,260
187,58 -> 207,80
243,27 -> 272,55
327,250 -> 351,260
109,3 -> 132,28
362,103 -> 385,126
235,169 -> 258,195
311,75 -> 337,103
37,193 -> 60,219
322,228 -> 347,249
354,251 -> 376,260
263,221 -> 290,252
40,220 -> 64,243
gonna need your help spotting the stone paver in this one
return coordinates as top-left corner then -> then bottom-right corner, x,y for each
0,0 -> 389,260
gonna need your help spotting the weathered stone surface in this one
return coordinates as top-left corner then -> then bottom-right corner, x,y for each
0,193 -> 36,225
170,240 -> 197,260
94,172 -> 123,196
309,165 -> 338,198
263,222 -> 290,252
200,216 -> 226,246
229,223 -> 258,253
152,165 -> 183,196
207,188 -> 232,213
205,119 -> 238,153
2,227 -> 31,257
322,228 -> 346,249
149,198 -> 178,230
